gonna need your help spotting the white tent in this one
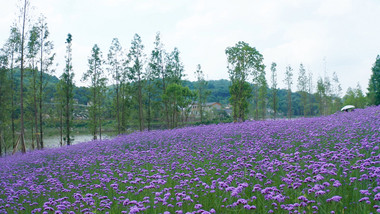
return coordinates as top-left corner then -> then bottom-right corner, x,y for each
341,105 -> 355,112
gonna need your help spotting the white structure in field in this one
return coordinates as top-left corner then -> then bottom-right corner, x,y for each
341,105 -> 355,112
190,102 -> 222,116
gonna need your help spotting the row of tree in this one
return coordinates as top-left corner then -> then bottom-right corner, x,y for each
80,32 -> 209,141
225,41 -> 380,122
0,0 -> 57,155
0,9 -> 210,154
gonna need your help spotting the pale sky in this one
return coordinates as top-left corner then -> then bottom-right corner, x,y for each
1,0 -> 380,94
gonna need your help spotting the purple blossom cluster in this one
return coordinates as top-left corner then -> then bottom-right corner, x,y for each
0,106 -> 379,213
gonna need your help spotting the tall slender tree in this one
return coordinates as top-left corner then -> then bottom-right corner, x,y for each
61,34 -> 74,145
5,26 -> 21,150
37,15 -> 55,149
144,66 -> 155,131
128,34 -> 145,131
163,47 -> 185,126
297,63 -> 308,117
121,57 -> 132,132
270,62 -> 278,119
168,47 -> 184,85
225,41 -> 264,122
284,65 -> 293,119
194,64 -> 209,123
107,38 -> 123,134
82,44 -> 106,140
18,0 -> 30,153
149,32 -> 169,127
27,24 -> 40,150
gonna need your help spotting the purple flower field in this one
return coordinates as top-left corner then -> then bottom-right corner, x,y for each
1,106 -> 379,214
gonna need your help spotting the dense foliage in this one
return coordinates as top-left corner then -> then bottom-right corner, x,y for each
6,70 -> 327,119
367,55 -> 380,105
1,106 -> 379,213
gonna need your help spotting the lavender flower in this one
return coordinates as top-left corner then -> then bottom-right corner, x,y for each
326,196 -> 342,202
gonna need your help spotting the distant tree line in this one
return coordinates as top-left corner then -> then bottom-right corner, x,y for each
1,0 -> 380,156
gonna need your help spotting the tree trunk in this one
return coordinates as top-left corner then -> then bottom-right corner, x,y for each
33,69 -> 40,150
116,83 -> 120,134
147,88 -> 151,131
255,86 -> 259,120
99,116 -> 102,140
162,69 -> 170,129
10,52 -> 16,150
19,0 -> 27,154
138,75 -> 144,131
1,133 -> 6,156
66,86 -> 70,145
59,106 -> 63,146
0,132 -> 2,157
39,40 -> 44,149
273,90 -> 276,120
31,124 -> 35,150
288,90 -> 292,119
121,83 -> 126,132
93,78 -> 97,140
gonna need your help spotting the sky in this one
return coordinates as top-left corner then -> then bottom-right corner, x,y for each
1,0 -> 380,94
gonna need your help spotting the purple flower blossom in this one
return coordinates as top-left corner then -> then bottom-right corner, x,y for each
237,199 -> 247,205
359,197 -> 369,202
359,190 -> 371,196
375,193 -> 380,201
326,196 -> 342,202
333,180 -> 342,187
315,190 -> 326,196
194,204 -> 202,209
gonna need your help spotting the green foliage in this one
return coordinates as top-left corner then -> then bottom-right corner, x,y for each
297,64 -> 308,117
367,55 -> 380,105
60,33 -> 74,145
229,81 -> 252,122
37,15 -> 55,149
194,64 -> 210,123
128,34 -> 145,131
270,62 -> 278,119
343,83 -> 367,109
82,44 -> 107,139
163,83 -> 194,128
316,77 -> 326,115
166,47 -> 184,85
225,41 -> 264,122
284,65 -> 293,118
258,69 -> 267,120
0,52 -> 11,155
107,37 -> 124,134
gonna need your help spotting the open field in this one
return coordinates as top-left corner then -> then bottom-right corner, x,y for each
0,106 -> 379,213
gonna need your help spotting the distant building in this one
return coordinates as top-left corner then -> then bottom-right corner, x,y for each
190,102 -> 223,116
